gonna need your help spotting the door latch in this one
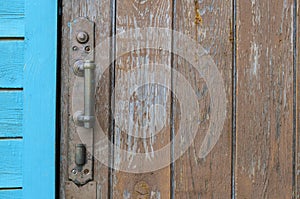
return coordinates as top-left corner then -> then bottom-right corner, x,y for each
68,17 -> 95,186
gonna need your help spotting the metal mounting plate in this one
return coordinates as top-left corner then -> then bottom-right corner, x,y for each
69,17 -> 95,75
68,17 -> 95,186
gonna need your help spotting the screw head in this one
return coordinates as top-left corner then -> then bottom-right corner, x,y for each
85,46 -> 91,52
83,169 -> 90,175
72,46 -> 78,51
71,168 -> 77,175
76,32 -> 89,44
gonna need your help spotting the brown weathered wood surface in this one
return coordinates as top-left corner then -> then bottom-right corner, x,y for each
297,2 -> 300,198
60,0 -> 112,198
60,0 -> 298,198
112,0 -> 172,198
173,0 -> 232,198
236,0 -> 294,198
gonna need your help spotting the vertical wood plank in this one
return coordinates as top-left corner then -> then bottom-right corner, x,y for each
23,0 -> 57,198
296,1 -> 300,197
113,1 -> 172,198
173,0 -> 232,198
236,0 -> 294,198
60,0 -> 112,198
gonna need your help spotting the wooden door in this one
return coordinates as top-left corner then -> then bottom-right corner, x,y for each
60,0 -> 298,198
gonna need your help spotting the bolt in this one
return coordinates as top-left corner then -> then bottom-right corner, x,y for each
72,46 -> 78,51
85,46 -> 91,52
83,169 -> 89,175
76,31 -> 89,44
71,168 -> 77,175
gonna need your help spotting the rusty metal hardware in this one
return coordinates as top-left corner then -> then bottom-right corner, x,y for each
76,31 -> 89,44
68,17 -> 95,186
70,17 -> 95,76
69,141 -> 94,185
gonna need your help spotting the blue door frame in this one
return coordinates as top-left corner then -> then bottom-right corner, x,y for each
23,0 -> 57,198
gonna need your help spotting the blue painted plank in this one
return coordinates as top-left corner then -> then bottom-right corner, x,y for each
0,41 -> 24,88
23,0 -> 57,198
0,16 -> 24,37
0,140 -> 22,188
0,0 -> 24,15
0,190 -> 22,199
0,92 -> 23,138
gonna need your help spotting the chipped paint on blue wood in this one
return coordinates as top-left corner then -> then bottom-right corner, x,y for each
0,190 -> 22,199
0,140 -> 22,188
0,92 -> 23,138
0,41 -> 24,88
0,0 -> 24,15
0,16 -> 24,37
23,0 -> 57,198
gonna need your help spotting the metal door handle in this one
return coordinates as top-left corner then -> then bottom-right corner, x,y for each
74,60 -> 96,129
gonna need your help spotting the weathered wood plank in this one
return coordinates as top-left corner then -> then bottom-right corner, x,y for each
60,0 -> 112,198
0,0 -> 24,15
0,16 -> 24,37
113,0 -> 172,198
0,92 -> 23,138
236,0 -> 294,198
0,140 -> 22,188
296,1 -> 300,198
0,41 -> 24,88
173,0 -> 232,198
0,190 -> 22,199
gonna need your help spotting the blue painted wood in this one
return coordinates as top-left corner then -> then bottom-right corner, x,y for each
23,0 -> 57,198
0,92 -> 23,138
0,140 -> 22,188
0,41 -> 24,88
0,0 -> 24,15
0,190 -> 22,199
0,16 -> 24,37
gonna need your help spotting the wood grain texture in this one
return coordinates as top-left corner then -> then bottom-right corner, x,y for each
0,0 -> 24,15
0,0 -> 24,37
296,1 -> 299,198
0,190 -> 22,199
173,0 -> 232,198
0,16 -> 24,37
113,0 -> 172,198
23,0 -> 57,198
0,41 -> 24,88
236,0 -> 294,198
0,91 -> 23,138
0,140 -> 22,188
60,0 -> 112,198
